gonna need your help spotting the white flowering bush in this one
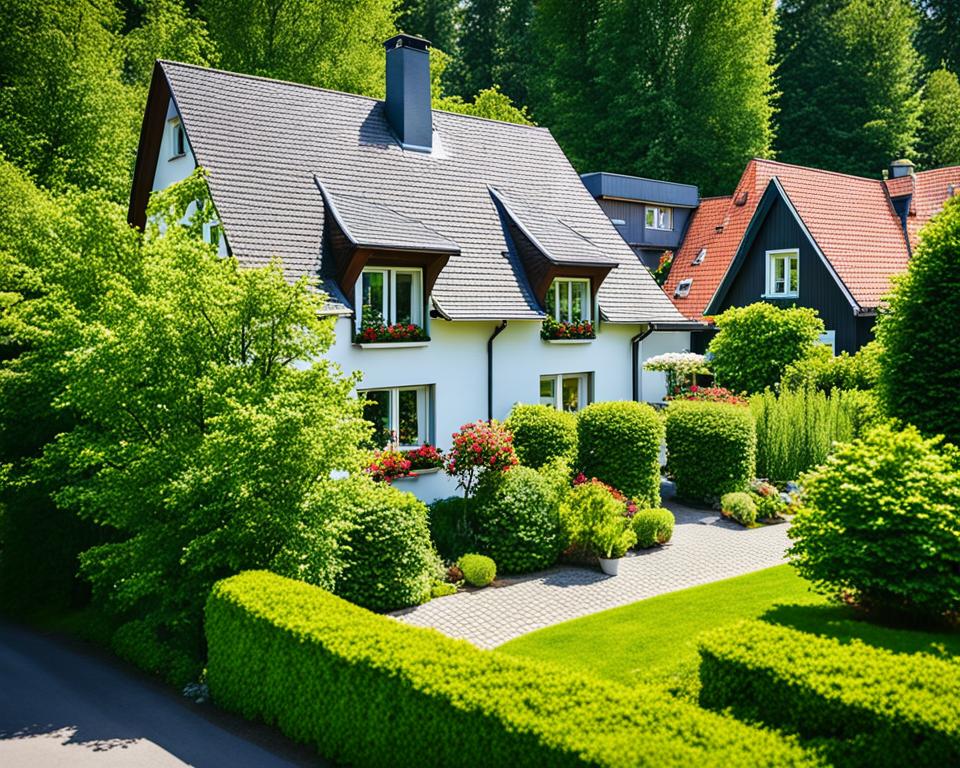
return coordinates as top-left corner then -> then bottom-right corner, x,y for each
643,352 -> 710,396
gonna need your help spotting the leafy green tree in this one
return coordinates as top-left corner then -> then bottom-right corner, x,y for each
877,195 -> 960,445
495,0 -> 535,107
123,0 -> 218,86
199,0 -> 397,96
0,0 -> 140,199
917,66 -> 960,169
775,0 -> 922,177
432,49 -> 533,124
397,0 -> 459,54
448,0 -> 503,97
915,0 -> 960,73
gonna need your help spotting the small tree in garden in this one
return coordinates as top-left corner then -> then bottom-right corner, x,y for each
789,425 -> 960,621
708,303 -> 824,394
643,352 -> 711,397
445,420 -> 518,498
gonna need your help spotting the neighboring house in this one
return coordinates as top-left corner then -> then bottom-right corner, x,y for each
580,172 -> 700,271
659,158 -> 960,354
128,34 -> 695,501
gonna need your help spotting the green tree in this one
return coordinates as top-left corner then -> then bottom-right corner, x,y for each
397,0 -> 459,54
199,0 -> 397,96
495,0 -> 535,108
123,0 -> 218,86
877,195 -> 960,445
917,66 -> 960,169
449,0 -> 503,97
775,0 -> 922,177
432,49 -> 533,124
915,0 -> 960,73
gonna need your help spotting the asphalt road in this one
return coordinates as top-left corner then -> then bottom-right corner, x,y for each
0,621 -> 319,767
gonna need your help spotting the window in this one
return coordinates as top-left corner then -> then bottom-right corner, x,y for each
765,249 -> 799,297
692,248 -> 706,265
540,373 -> 591,413
356,267 -> 423,328
169,117 -> 186,159
545,278 -> 591,323
674,278 -> 692,298
359,385 -> 431,448
818,330 -> 836,354
645,206 -> 673,231
206,222 -> 221,249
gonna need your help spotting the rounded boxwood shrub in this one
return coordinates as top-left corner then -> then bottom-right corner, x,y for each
504,403 -> 577,469
472,463 -> 564,574
721,492 -> 757,526
428,496 -> 474,561
327,476 -> 437,612
458,553 -> 496,587
665,400 -> 756,505
789,425 -> 960,620
577,401 -> 663,507
632,508 -> 675,547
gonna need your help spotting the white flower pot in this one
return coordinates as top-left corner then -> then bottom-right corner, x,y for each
598,557 -> 622,576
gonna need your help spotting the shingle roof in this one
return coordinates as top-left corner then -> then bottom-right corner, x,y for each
158,61 -> 686,324
884,167 -> 960,251
666,159 -> 920,317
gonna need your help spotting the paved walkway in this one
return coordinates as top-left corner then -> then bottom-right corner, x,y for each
394,482 -> 791,648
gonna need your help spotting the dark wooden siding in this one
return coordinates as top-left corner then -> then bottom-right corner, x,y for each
596,198 -> 691,251
716,196 -> 862,353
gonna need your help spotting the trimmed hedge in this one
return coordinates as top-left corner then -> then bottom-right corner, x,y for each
459,553 -> 496,586
665,401 -> 756,504
577,401 -> 663,507
206,571 -> 818,768
632,508 -> 675,548
720,492 -> 757,526
699,620 -> 960,767
504,404 -> 577,469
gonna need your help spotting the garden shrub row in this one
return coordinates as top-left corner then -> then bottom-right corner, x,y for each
698,620 -> 960,767
206,571 -> 818,768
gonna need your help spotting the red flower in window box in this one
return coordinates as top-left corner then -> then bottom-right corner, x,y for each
541,317 -> 596,340
354,321 -> 430,344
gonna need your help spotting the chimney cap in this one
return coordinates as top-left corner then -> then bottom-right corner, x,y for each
384,34 -> 431,52
889,158 -> 916,178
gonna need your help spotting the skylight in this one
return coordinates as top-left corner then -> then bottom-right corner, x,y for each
693,248 -> 706,265
674,278 -> 692,298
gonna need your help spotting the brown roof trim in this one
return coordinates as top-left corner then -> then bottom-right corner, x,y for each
128,62 -> 172,230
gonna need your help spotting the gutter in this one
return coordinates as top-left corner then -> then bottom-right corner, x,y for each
631,326 -> 655,402
487,320 -> 508,420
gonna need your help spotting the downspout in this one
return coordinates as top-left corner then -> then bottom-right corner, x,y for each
631,325 -> 655,402
487,320 -> 508,420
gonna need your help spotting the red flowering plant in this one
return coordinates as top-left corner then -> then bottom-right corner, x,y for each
572,473 -> 639,517
445,420 -> 518,497
674,385 -> 749,407
366,448 -> 412,483
354,321 -> 429,344
403,443 -> 444,472
541,317 -> 596,340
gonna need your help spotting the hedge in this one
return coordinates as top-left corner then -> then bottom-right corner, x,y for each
699,620 -> 960,767
632,508 -> 675,548
206,571 -> 817,768
665,400 -> 756,504
504,404 -> 577,469
577,401 -> 663,507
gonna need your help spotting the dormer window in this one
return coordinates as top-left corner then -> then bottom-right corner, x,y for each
546,277 -> 591,323
765,249 -> 799,298
645,206 -> 673,231
674,278 -> 692,298
169,117 -> 186,159
206,222 -> 222,249
356,267 -> 423,329
693,248 -> 706,265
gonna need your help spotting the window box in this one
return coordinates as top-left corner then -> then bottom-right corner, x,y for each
355,340 -> 430,349
354,323 -> 430,345
544,338 -> 593,345
541,317 -> 596,341
395,466 -> 442,479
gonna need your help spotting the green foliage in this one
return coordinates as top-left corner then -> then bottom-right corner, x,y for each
123,0 -> 218,86
708,303 -> 825,394
431,49 -> 534,125
472,464 -> 564,574
750,387 -> 882,483
504,403 -> 577,469
781,341 -> 881,394
877,195 -> 960,446
915,0 -> 960,77
205,571 -> 817,767
699,620 -> 960,767
397,0 -> 460,54
323,476 -> 437,611
665,401 -> 756,504
560,482 -> 637,559
458,553 -> 496,587
428,496 -> 474,561
918,67 -> 960,169
720,492 -> 757,527
775,0 -> 922,178
576,401 -> 663,507
789,424 -> 960,620
632,508 -> 675,548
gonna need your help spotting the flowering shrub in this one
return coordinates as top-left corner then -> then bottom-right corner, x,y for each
560,482 -> 637,559
366,449 -> 412,483
750,479 -> 788,520
573,473 -> 638,516
541,317 -> 596,340
404,444 -> 444,471
354,322 -> 429,344
653,251 -> 673,285
445,420 -> 518,497
644,352 -> 710,396
674,385 -> 748,406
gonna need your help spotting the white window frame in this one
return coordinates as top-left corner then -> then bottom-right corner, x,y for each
168,117 -> 186,160
693,247 -> 706,265
765,248 -> 800,298
674,278 -> 692,298
539,373 -> 591,413
645,206 -> 673,231
355,267 -> 423,330
547,277 -> 591,323
359,385 -> 431,449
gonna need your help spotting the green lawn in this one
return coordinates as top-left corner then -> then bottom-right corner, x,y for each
498,565 -> 960,689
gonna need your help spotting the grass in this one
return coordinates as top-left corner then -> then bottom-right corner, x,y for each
498,564 -> 960,691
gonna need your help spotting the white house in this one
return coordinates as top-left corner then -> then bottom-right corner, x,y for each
129,35 -> 697,500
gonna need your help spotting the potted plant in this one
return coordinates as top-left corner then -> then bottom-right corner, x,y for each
595,518 -> 637,576
560,481 -> 637,576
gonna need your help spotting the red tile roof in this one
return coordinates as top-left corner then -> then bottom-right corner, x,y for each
665,159 -> 960,319
884,167 -> 960,251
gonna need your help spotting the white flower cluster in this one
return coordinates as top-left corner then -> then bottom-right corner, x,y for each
643,352 -> 710,374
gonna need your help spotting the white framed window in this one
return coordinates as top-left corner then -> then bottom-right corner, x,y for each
359,385 -> 431,449
540,373 -> 592,413
356,267 -> 423,328
674,278 -> 692,298
545,278 -> 591,323
645,206 -> 673,231
205,221 -> 221,249
765,249 -> 799,298
693,247 -> 706,265
169,117 -> 186,159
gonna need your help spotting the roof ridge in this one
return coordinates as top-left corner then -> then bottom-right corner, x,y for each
751,157 -> 886,185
